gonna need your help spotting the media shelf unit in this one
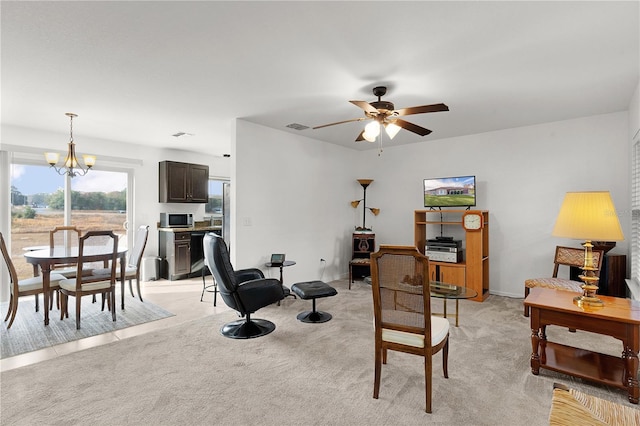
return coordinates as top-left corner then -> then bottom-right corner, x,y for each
414,209 -> 490,302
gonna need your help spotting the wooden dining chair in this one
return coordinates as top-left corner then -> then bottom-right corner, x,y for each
0,232 -> 66,328
58,230 -> 119,329
125,225 -> 149,301
91,225 -> 149,302
370,245 -> 450,413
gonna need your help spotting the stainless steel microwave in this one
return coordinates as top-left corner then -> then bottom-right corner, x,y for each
160,213 -> 193,228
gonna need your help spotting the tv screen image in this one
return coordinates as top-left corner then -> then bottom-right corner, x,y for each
423,175 -> 476,208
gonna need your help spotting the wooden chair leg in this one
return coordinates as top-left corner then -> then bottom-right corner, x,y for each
35,294 -> 39,312
49,290 -> 59,310
128,279 -> 135,298
5,295 -> 18,329
60,292 -> 69,320
442,338 -> 449,378
111,290 -> 116,322
4,294 -> 14,322
60,293 -> 65,320
425,355 -> 433,413
373,344 -> 382,399
524,287 -> 530,317
75,295 -> 81,329
348,264 -> 352,290
136,278 -> 143,302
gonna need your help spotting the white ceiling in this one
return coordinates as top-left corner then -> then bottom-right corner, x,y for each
2,1 -> 638,157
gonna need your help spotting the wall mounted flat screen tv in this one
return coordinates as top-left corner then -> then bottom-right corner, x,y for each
423,175 -> 476,208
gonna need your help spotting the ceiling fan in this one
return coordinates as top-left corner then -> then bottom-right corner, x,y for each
313,86 -> 449,142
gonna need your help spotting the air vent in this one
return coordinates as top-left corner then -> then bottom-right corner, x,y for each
172,132 -> 194,138
286,123 -> 309,131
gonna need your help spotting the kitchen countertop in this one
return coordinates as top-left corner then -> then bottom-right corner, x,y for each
158,226 -> 222,233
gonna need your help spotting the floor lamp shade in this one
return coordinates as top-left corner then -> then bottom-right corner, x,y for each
552,191 -> 624,242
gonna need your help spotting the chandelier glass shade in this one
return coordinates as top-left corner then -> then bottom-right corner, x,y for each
363,120 -> 402,143
363,121 -> 380,142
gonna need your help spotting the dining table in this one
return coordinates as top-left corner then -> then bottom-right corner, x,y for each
24,246 -> 128,326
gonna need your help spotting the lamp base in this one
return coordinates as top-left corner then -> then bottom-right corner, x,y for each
573,294 -> 604,307
573,283 -> 604,308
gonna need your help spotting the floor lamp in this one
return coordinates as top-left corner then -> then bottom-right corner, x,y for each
351,179 -> 379,231
552,191 -> 624,306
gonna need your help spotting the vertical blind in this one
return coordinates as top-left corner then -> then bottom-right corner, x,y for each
632,139 -> 640,288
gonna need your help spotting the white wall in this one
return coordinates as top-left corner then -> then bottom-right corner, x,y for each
2,109 -> 633,301
233,120 -> 357,284
355,112 -> 630,297
233,112 -> 630,298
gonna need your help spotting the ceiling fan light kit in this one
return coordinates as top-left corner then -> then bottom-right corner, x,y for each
313,86 -> 449,153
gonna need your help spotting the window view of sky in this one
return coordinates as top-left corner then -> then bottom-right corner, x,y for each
11,165 -> 127,195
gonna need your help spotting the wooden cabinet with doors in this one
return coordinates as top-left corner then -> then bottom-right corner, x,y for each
429,263 -> 466,287
159,161 -> 209,203
415,209 -> 490,302
160,231 -> 191,280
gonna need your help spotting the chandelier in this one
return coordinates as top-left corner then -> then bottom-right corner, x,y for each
45,113 -> 96,177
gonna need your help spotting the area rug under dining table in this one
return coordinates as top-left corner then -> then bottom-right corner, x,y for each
0,295 -> 174,358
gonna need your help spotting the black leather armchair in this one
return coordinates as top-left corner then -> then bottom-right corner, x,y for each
203,233 -> 285,338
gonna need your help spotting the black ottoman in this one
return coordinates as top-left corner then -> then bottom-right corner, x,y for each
291,281 -> 337,323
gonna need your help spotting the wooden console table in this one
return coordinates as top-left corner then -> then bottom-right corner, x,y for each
524,287 -> 640,404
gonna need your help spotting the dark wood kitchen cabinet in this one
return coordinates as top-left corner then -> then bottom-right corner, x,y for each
159,161 -> 209,203
159,229 -> 214,281
160,231 -> 191,280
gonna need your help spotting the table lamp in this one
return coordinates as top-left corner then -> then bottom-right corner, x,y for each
552,191 -> 624,306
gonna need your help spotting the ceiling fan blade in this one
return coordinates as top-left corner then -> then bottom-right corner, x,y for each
393,118 -> 432,136
350,100 -> 379,115
395,103 -> 449,116
313,117 -> 366,129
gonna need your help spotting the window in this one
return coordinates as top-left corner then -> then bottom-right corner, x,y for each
206,178 -> 227,229
70,170 -> 128,237
10,164 -> 65,279
10,164 -> 129,280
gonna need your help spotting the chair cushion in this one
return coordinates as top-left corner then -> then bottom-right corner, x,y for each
525,277 -> 583,293
54,267 -> 95,278
291,281 -> 337,300
18,273 -> 65,291
92,266 -> 137,278
382,315 -> 450,348
59,278 -> 113,292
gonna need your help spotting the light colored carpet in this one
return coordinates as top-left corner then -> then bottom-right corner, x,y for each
1,280 -> 637,425
1,295 -> 174,358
